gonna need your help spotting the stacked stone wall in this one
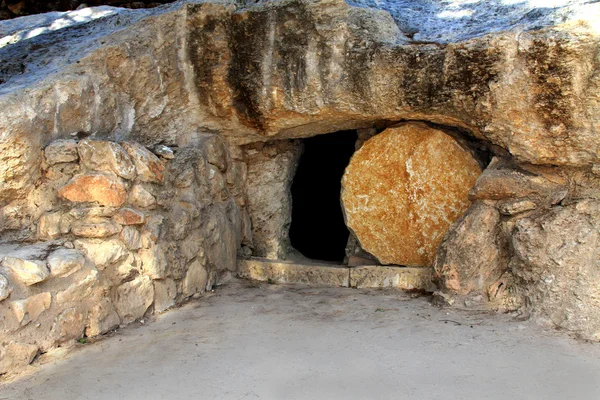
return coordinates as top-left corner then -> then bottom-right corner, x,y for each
0,135 -> 249,374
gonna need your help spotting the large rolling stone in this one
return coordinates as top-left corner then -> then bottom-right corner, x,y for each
341,123 -> 482,267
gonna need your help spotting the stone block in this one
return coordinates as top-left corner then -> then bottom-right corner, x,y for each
47,248 -> 86,278
44,140 -> 78,165
350,266 -> 436,291
77,139 -> 136,180
237,258 -> 350,287
1,257 -> 49,286
58,173 -> 127,207
113,276 -> 154,324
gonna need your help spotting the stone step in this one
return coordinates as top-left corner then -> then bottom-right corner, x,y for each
237,258 -> 435,291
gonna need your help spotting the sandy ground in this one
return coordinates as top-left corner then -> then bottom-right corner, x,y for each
2,279 -> 600,400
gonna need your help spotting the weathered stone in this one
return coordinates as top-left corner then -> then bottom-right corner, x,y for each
69,206 -> 116,219
498,199 -> 538,216
173,167 -> 195,188
237,258 -> 350,287
0,272 -> 11,301
508,200 -> 600,340
1,257 -> 49,286
208,165 -> 229,202
120,226 -> 142,250
342,123 -> 482,267
9,292 -> 51,325
350,266 -> 436,291
140,214 -> 164,248
470,168 -> 567,204
433,203 -> 508,297
74,238 -> 129,269
44,162 -> 80,182
168,207 -> 190,241
245,140 -> 302,259
86,297 -> 121,337
55,268 -> 99,304
47,248 -> 86,278
153,278 -> 176,313
113,207 -> 145,225
77,139 -> 136,180
0,342 -> 38,375
180,231 -> 204,262
153,145 -> 174,159
71,219 -> 122,238
122,142 -> 165,183
128,184 -> 156,209
138,246 -> 167,279
183,258 -> 208,297
44,140 -> 78,165
58,173 -> 127,207
111,253 -> 139,284
113,276 -> 154,324
202,135 -> 229,172
38,211 -> 63,239
50,308 -> 86,344
205,206 -> 238,272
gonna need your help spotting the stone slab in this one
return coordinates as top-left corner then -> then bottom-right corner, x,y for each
350,265 -> 436,291
237,258 -> 350,288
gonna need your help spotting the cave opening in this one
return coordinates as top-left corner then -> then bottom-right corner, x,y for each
289,130 -> 358,263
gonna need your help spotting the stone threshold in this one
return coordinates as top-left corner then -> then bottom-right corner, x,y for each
237,258 -> 436,291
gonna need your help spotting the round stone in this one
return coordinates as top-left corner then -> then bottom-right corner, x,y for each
341,122 -> 482,267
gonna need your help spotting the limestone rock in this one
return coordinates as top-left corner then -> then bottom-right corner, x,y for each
71,219 -> 122,238
341,123 -> 482,267
113,207 -> 145,225
153,278 -> 176,313
0,342 -> 38,375
128,184 -> 156,209
244,140 -> 302,259
202,135 -> 229,172
113,276 -> 154,324
0,272 -> 11,301
1,257 -> 50,286
38,211 -> 63,239
509,200 -> 600,341
50,308 -> 86,344
183,259 -> 208,297
138,246 -> 167,279
120,226 -> 142,250
9,292 -> 51,325
122,142 -> 165,183
55,268 -> 99,304
47,249 -> 86,278
74,238 -> 129,269
86,297 -> 121,337
69,206 -> 116,219
77,139 -> 136,180
469,168 -> 567,204
153,145 -> 174,160
498,199 -> 538,216
44,140 -> 79,165
58,173 -> 127,207
433,203 -> 508,297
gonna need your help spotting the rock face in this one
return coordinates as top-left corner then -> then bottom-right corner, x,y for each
341,123 -> 482,267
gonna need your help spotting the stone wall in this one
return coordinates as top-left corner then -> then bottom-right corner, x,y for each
0,135 -> 247,374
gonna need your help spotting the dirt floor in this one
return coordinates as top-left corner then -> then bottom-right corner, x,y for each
2,279 -> 600,399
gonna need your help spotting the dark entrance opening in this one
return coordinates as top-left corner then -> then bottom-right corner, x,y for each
290,130 -> 358,262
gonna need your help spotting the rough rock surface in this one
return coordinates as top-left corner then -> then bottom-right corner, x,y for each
342,123 -> 482,267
